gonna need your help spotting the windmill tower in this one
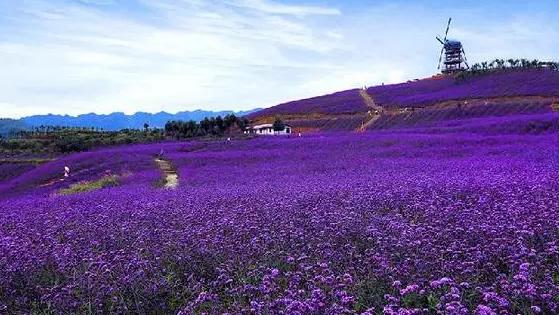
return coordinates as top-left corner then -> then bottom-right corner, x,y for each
436,18 -> 469,74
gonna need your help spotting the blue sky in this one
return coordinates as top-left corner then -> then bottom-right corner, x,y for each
1,0 -> 558,118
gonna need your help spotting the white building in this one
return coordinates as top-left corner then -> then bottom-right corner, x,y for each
244,123 -> 292,135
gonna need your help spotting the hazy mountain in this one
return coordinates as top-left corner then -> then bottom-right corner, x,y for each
19,109 -> 260,131
0,119 -> 28,137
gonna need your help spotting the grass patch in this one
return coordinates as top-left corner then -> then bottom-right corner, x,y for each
60,175 -> 119,195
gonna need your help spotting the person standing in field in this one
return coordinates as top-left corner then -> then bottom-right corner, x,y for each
64,166 -> 70,178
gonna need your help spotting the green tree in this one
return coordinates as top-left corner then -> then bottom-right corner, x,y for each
273,117 -> 285,133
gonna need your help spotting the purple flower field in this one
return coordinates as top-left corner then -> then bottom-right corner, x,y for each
247,89 -> 369,119
0,163 -> 36,182
367,69 -> 559,108
288,114 -> 368,132
368,99 -> 557,132
1,117 -> 558,314
0,144 -> 164,200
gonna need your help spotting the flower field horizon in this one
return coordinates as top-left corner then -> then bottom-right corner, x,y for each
1,115 -> 559,313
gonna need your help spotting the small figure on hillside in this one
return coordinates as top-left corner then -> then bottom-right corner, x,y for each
298,132 -> 302,137
159,148 -> 164,158
227,137 -> 231,142
64,166 -> 70,178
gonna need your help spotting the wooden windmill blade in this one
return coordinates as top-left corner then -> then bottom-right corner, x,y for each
444,18 -> 452,42
462,47 -> 469,68
436,18 -> 452,71
437,46 -> 444,69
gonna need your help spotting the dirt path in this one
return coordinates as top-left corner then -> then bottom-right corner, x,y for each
155,158 -> 178,189
357,89 -> 384,132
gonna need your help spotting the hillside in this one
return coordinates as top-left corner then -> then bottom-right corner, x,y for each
247,89 -> 368,118
248,69 -> 559,133
367,68 -> 559,108
246,89 -> 370,132
368,97 -> 559,132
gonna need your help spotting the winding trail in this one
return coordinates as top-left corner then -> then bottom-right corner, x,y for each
357,89 -> 384,132
155,158 -> 178,189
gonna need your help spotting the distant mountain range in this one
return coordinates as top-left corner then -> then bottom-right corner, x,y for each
0,119 -> 28,137
0,109 -> 260,135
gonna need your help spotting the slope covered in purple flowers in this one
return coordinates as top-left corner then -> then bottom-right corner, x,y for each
0,163 -> 36,182
1,119 -> 559,313
367,98 -> 557,132
367,69 -> 559,108
246,69 -> 559,133
0,143 -> 168,200
247,89 -> 369,119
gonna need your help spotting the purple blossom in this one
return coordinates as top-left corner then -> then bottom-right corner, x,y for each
475,304 -> 496,315
1,128 -> 558,313
400,284 -> 419,296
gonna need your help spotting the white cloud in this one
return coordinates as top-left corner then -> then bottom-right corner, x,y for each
78,0 -> 115,4
0,0 -> 558,118
0,0 -> 350,118
227,0 -> 340,16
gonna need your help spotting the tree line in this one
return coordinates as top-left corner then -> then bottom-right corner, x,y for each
164,114 -> 249,139
459,58 -> 559,78
1,127 -> 164,154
